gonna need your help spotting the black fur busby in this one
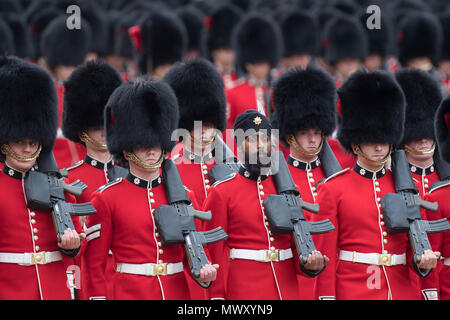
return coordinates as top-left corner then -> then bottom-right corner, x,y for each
62,60 -> 123,144
232,12 -> 282,72
435,94 -> 450,162
177,6 -> 207,56
3,14 -> 32,59
0,18 -> 14,56
104,78 -> 180,163
0,56 -> 58,155
438,12 -> 450,61
40,15 -> 92,70
337,70 -> 406,153
279,10 -> 319,58
322,15 -> 368,65
140,11 -> 188,73
27,6 -> 62,61
397,12 -> 443,66
163,58 -> 226,132
272,67 -> 337,145
358,8 -> 393,58
207,3 -> 243,53
395,68 -> 443,145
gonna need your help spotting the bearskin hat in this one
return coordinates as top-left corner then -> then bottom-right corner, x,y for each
207,3 -> 243,53
232,12 -> 282,72
322,15 -> 368,65
104,78 -> 180,163
438,12 -> 450,61
40,15 -> 92,69
163,58 -> 226,132
3,14 -> 32,59
395,68 -> 443,145
140,10 -> 188,72
0,56 -> 58,155
337,70 -> 406,153
0,18 -> 14,56
272,67 -> 337,145
177,6 -> 207,56
435,94 -> 450,162
279,10 -> 319,58
358,8 -> 394,58
62,60 -> 123,144
397,12 -> 443,66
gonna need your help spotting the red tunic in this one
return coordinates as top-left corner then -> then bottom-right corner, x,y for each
410,163 -> 443,299
219,70 -> 238,89
0,164 -> 82,300
203,167 -> 309,300
65,155 -> 116,300
425,182 -> 450,300
83,172 -> 206,300
287,155 -> 326,300
313,164 -> 423,300
225,79 -> 269,130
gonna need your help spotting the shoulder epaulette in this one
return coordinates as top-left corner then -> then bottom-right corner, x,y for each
429,179 -> 450,194
323,168 -> 350,183
97,178 -> 123,193
212,172 -> 237,187
65,160 -> 84,171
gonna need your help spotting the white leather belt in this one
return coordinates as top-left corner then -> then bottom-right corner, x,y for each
116,262 -> 184,276
339,250 -> 406,266
230,248 -> 293,262
444,257 -> 450,266
0,251 -> 63,266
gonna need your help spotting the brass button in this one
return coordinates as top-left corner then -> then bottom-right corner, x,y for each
260,191 -> 264,196
35,246 -> 40,251
202,165 -> 207,170
374,181 -> 380,186
30,211 -> 36,217
204,179 -> 210,184
375,187 -> 381,192
159,249 -> 163,254
383,239 -> 388,244
259,184 -> 264,189
270,237 -> 274,242
205,185 -> 210,189
33,235 -> 38,241
203,170 -> 208,175
380,214 -> 384,219
150,198 -> 155,204
149,192 -> 154,197
380,221 -> 385,226
155,232 -> 159,238
383,232 -> 387,237
31,219 -> 36,224
33,228 -> 38,234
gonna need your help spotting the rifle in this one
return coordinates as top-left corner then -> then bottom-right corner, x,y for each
263,151 -> 335,270
380,149 -> 450,274
208,134 -> 240,184
106,164 -> 129,181
154,158 -> 228,280
23,150 -> 97,242
318,139 -> 342,178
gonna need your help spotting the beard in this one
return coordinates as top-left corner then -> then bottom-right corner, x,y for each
243,149 -> 272,175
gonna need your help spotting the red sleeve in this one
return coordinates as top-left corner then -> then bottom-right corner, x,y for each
82,192 -> 113,300
202,185 -> 229,299
311,182 -> 339,300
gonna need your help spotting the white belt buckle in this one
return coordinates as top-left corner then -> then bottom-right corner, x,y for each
378,253 -> 392,266
31,251 -> 46,265
265,249 -> 280,262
